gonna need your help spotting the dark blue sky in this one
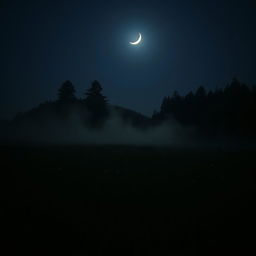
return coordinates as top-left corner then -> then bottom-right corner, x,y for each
1,0 -> 256,118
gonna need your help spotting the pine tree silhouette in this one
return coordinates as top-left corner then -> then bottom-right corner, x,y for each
84,80 -> 108,127
58,80 -> 76,102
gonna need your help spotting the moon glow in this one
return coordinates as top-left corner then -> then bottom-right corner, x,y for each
129,33 -> 142,45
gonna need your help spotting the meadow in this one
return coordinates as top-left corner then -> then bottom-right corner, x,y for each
1,145 -> 255,255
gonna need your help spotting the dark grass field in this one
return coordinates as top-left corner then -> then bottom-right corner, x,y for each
1,145 -> 256,255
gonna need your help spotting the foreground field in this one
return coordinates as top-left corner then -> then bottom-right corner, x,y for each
1,145 -> 256,255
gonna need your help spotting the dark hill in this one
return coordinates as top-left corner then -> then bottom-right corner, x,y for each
11,101 -> 152,128
110,105 -> 152,128
0,100 -> 155,145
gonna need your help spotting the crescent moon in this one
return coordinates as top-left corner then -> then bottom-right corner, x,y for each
129,33 -> 142,45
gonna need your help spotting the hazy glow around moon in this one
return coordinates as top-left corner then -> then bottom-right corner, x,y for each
129,33 -> 142,45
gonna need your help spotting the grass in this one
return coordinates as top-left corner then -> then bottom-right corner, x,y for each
1,145 -> 256,255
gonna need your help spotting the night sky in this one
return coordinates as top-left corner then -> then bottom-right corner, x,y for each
1,0 -> 256,119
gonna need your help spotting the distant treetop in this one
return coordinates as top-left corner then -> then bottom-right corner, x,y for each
58,80 -> 76,102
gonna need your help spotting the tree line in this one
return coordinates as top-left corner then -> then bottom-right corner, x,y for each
11,80 -> 109,129
13,77 -> 256,138
153,78 -> 256,138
